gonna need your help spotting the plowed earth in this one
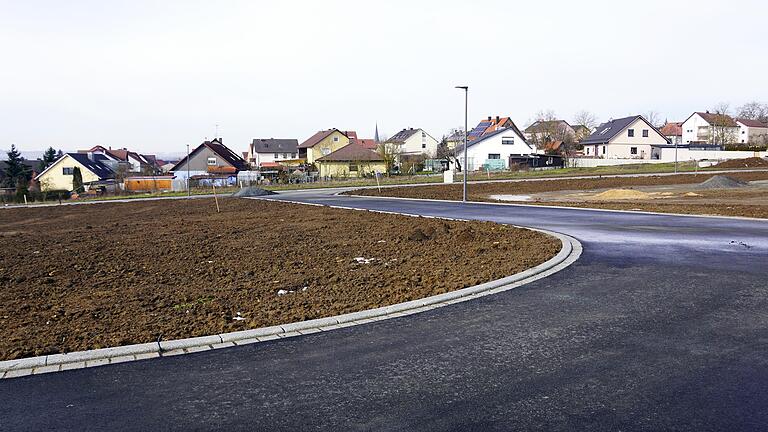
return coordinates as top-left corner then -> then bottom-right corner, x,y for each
347,172 -> 768,218
0,198 -> 559,360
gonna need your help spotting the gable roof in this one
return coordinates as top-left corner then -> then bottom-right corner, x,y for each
683,112 -> 739,128
251,138 -> 299,153
298,129 -> 346,149
316,143 -> 383,162
36,153 -> 115,180
524,120 -> 573,133
170,138 -> 249,172
385,128 -> 421,143
660,122 -> 683,137
581,116 -> 670,145
736,118 -> 768,128
454,127 -> 533,153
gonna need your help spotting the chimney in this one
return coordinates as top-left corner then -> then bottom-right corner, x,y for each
487,116 -> 492,121
496,116 -> 500,123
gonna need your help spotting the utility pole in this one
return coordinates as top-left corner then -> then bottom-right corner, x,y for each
455,86 -> 469,202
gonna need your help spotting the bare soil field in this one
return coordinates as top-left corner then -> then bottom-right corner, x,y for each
0,198 -> 559,360
348,171 -> 768,218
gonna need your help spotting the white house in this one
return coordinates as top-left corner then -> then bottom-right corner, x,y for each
384,128 -> 439,157
455,126 -> 534,171
580,115 -> 669,159
681,112 -> 739,144
736,119 -> 768,144
247,138 -> 300,167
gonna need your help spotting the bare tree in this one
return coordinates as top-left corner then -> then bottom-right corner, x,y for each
711,102 -> 738,145
573,110 -> 598,130
644,111 -> 664,128
736,101 -> 768,123
377,142 -> 402,176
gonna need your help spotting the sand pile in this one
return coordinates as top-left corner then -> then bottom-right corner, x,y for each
694,175 -> 748,190
232,186 -> 277,197
591,189 -> 652,200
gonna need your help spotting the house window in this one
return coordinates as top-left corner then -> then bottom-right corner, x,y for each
321,147 -> 331,156
63,167 -> 74,175
207,157 -> 217,166
292,153 -> 297,159
501,137 -> 515,145
630,147 -> 638,155
488,154 -> 501,159
642,130 -> 649,137
628,129 -> 635,137
349,163 -> 358,172
586,147 -> 591,155
333,136 -> 339,142
422,142 -> 426,149
602,146 -> 606,155
274,153 -> 279,159
283,153 -> 288,158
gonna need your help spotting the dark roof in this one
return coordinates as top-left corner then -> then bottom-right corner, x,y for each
251,139 -> 299,153
580,116 -> 670,145
67,153 -> 115,179
298,129 -> 346,149
454,127 -> 532,153
316,144 -> 383,162
385,128 -> 421,144
170,138 -> 249,172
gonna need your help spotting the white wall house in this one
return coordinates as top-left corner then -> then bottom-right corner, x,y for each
385,128 -> 439,157
455,126 -> 534,171
581,116 -> 669,159
681,112 -> 740,144
247,138 -> 299,167
736,119 -> 768,144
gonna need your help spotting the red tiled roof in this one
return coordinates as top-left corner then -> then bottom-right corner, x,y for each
355,138 -> 378,149
660,122 -> 683,137
737,118 -> 768,128
695,112 -> 738,127
316,143 -> 383,162
299,129 -> 344,149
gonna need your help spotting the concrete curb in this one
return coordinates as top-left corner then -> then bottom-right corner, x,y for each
0,205 -> 581,379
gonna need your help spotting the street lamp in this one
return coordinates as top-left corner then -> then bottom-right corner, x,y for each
455,86 -> 468,202
186,143 -> 191,198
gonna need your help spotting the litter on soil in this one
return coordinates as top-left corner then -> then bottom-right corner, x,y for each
694,175 -> 748,190
590,189 -> 652,200
232,186 -> 278,197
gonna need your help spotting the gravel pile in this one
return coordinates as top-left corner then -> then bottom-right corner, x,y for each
694,175 -> 748,190
233,187 -> 277,197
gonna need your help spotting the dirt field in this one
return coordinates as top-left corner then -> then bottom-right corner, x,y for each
347,171 -> 768,218
0,198 -> 559,360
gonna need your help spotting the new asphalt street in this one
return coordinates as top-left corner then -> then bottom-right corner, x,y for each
2,189 -> 768,431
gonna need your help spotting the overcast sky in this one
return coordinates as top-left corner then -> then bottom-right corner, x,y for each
2,0 -> 767,156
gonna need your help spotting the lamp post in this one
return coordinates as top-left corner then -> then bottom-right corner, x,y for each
455,86 -> 468,202
186,143 -> 190,198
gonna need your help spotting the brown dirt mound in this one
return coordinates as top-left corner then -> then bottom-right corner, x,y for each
715,157 -> 768,168
0,198 -> 559,360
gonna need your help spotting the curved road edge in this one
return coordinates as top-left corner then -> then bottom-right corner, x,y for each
0,205 -> 582,380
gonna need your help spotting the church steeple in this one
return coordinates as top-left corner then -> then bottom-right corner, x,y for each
374,122 -> 381,144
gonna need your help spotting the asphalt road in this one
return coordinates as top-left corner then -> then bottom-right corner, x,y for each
2,190 -> 767,431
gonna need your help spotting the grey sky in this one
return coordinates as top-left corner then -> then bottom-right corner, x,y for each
2,0 -> 766,156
